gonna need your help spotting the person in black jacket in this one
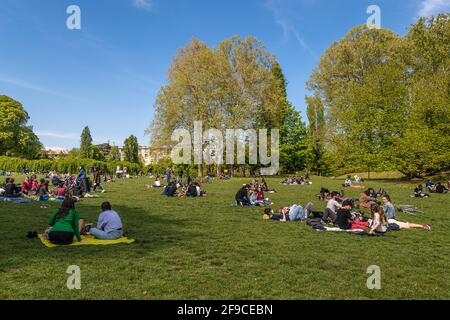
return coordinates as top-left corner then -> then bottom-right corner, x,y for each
235,184 -> 251,206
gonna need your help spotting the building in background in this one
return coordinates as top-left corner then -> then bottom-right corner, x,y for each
118,145 -> 171,166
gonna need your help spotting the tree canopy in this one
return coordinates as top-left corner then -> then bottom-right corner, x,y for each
0,95 -> 42,159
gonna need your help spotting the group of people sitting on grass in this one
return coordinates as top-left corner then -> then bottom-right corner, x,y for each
343,175 -> 365,188
0,167 -> 111,201
161,180 -> 207,197
235,181 -> 274,207
263,189 -> 431,235
413,180 -> 449,198
40,198 -> 124,245
280,176 -> 311,186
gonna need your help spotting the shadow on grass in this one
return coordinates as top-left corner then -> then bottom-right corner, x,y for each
0,200 -> 203,272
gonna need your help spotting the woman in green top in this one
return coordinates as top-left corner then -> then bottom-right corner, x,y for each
48,197 -> 81,245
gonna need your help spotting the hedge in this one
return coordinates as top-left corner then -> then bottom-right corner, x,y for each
0,157 -> 142,175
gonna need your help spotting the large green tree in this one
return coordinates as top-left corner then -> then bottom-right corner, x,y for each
306,95 -> 330,175
307,25 -> 410,177
123,135 -> 139,163
272,62 -> 310,173
80,126 -> 93,158
0,95 -> 42,159
393,14 -> 450,177
150,36 -> 287,176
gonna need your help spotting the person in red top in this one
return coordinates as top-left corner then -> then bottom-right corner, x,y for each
257,187 -> 264,201
52,183 -> 67,198
21,176 -> 33,195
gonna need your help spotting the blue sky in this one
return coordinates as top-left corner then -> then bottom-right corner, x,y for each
1,0 -> 448,149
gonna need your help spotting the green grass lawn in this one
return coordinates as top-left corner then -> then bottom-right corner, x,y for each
0,175 -> 449,300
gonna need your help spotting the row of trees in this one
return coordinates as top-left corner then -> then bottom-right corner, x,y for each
149,36 -> 311,176
0,95 -> 143,168
306,14 -> 449,178
78,126 -> 140,163
149,14 -> 448,178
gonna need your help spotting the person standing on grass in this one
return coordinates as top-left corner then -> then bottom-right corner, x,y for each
93,167 -> 105,193
89,202 -> 123,240
47,197 -> 81,245
177,167 -> 183,184
166,167 -> 173,184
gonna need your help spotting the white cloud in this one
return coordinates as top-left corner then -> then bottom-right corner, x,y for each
418,0 -> 450,17
36,130 -> 110,144
133,0 -> 154,10
264,0 -> 316,58
0,74 -> 75,100
35,131 -> 80,141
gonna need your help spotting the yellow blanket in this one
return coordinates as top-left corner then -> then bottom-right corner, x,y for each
38,234 -> 135,248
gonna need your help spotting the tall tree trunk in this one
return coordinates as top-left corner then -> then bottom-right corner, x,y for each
198,163 -> 203,178
216,164 -> 221,177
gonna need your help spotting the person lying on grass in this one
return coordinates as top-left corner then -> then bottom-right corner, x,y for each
278,204 -> 307,222
86,202 -> 123,240
387,216 -> 431,231
263,203 -> 314,222
46,197 -> 82,245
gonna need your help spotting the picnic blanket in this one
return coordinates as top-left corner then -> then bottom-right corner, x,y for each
318,227 -> 365,233
1,197 -> 33,204
38,234 -> 135,248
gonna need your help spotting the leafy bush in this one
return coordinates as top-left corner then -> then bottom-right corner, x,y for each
0,156 -> 142,175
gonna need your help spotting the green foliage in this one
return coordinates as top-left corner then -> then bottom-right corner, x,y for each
108,146 -> 121,162
0,95 -> 42,159
150,36 -> 289,175
307,14 -> 450,177
273,62 -> 311,173
306,95 -> 329,175
88,145 -> 105,161
80,126 -> 93,158
279,106 -> 310,173
0,156 -> 142,175
123,135 -> 139,163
